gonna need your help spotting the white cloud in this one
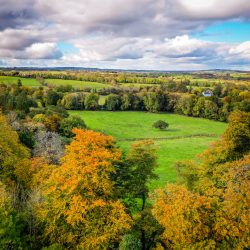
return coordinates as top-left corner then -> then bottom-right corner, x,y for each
25,43 -> 62,59
0,0 -> 250,69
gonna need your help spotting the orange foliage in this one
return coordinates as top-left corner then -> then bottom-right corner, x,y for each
213,155 -> 250,248
36,129 -> 132,249
152,184 -> 212,249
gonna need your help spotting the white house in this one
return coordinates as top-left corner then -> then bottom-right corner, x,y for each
202,90 -> 213,97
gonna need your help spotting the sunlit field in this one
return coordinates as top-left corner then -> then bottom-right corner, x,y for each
70,111 -> 227,188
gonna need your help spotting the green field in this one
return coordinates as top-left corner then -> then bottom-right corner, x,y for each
0,76 -> 40,87
0,76 -> 108,89
45,78 -> 107,90
69,111 -> 227,188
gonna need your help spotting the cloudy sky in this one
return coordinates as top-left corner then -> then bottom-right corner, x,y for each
1,0 -> 250,70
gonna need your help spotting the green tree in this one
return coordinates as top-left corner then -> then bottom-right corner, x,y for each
61,92 -> 85,110
46,90 -> 60,106
127,140 -> 158,210
204,100 -> 218,120
60,116 -> 86,137
143,93 -> 159,112
84,93 -> 99,110
105,94 -> 121,111
153,120 -> 169,130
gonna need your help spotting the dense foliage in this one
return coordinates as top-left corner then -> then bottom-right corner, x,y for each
0,69 -> 249,249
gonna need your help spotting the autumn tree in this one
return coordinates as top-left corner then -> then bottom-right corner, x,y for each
0,113 -> 30,186
212,156 -> 250,249
154,111 -> 250,249
201,111 -> 250,167
152,184 -> 212,249
36,129 -> 132,249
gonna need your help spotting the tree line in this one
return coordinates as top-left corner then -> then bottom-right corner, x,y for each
0,79 -> 249,124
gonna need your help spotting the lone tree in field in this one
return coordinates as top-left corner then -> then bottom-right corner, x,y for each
153,120 -> 169,130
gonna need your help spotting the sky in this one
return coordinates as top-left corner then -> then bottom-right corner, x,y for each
0,0 -> 250,70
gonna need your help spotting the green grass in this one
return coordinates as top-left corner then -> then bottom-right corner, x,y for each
45,78 -> 107,90
70,111 -> 227,188
0,76 -> 108,89
122,83 -> 158,88
0,76 -> 40,87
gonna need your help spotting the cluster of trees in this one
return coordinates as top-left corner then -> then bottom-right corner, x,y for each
1,81 -> 249,125
60,87 -> 249,122
0,106 -> 249,249
0,83 -> 86,152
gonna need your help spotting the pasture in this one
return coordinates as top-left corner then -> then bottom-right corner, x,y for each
0,76 -> 107,89
0,76 -> 40,87
70,111 -> 227,188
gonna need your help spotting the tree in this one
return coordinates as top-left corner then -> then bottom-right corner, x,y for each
0,113 -> 30,185
153,120 -> 169,130
204,100 -> 218,120
16,92 -> 33,113
143,93 -> 160,112
33,130 -> 64,165
119,234 -> 142,250
84,93 -> 99,110
212,156 -> 250,249
59,116 -> 86,137
175,94 -> 196,116
61,92 -> 85,110
36,129 -> 132,249
17,79 -> 22,87
121,94 -> 133,110
127,140 -> 158,211
46,90 -> 60,106
43,114 -> 62,132
192,97 -> 205,117
0,181 -> 29,249
201,111 -> 250,166
105,94 -> 121,111
152,184 -> 212,249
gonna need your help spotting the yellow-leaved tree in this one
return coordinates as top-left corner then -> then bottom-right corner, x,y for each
0,113 -> 31,188
152,184 -> 213,249
36,129 -> 132,249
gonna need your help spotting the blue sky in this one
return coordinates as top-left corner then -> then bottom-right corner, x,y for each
0,0 -> 250,70
192,21 -> 250,43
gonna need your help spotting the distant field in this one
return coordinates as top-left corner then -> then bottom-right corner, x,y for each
45,78 -> 107,90
0,76 -> 40,87
70,111 -> 227,188
0,76 -> 108,89
123,83 -> 158,88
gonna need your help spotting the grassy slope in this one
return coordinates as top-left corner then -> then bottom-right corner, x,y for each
0,76 -> 40,87
70,111 -> 227,188
0,76 -> 107,89
45,78 -> 107,90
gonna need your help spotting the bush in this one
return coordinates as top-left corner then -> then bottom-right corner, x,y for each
60,116 -> 86,137
153,120 -> 169,130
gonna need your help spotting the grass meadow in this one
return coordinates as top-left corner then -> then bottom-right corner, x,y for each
70,111 -> 227,188
0,76 -> 107,89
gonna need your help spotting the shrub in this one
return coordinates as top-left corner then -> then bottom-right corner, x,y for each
153,120 -> 169,130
